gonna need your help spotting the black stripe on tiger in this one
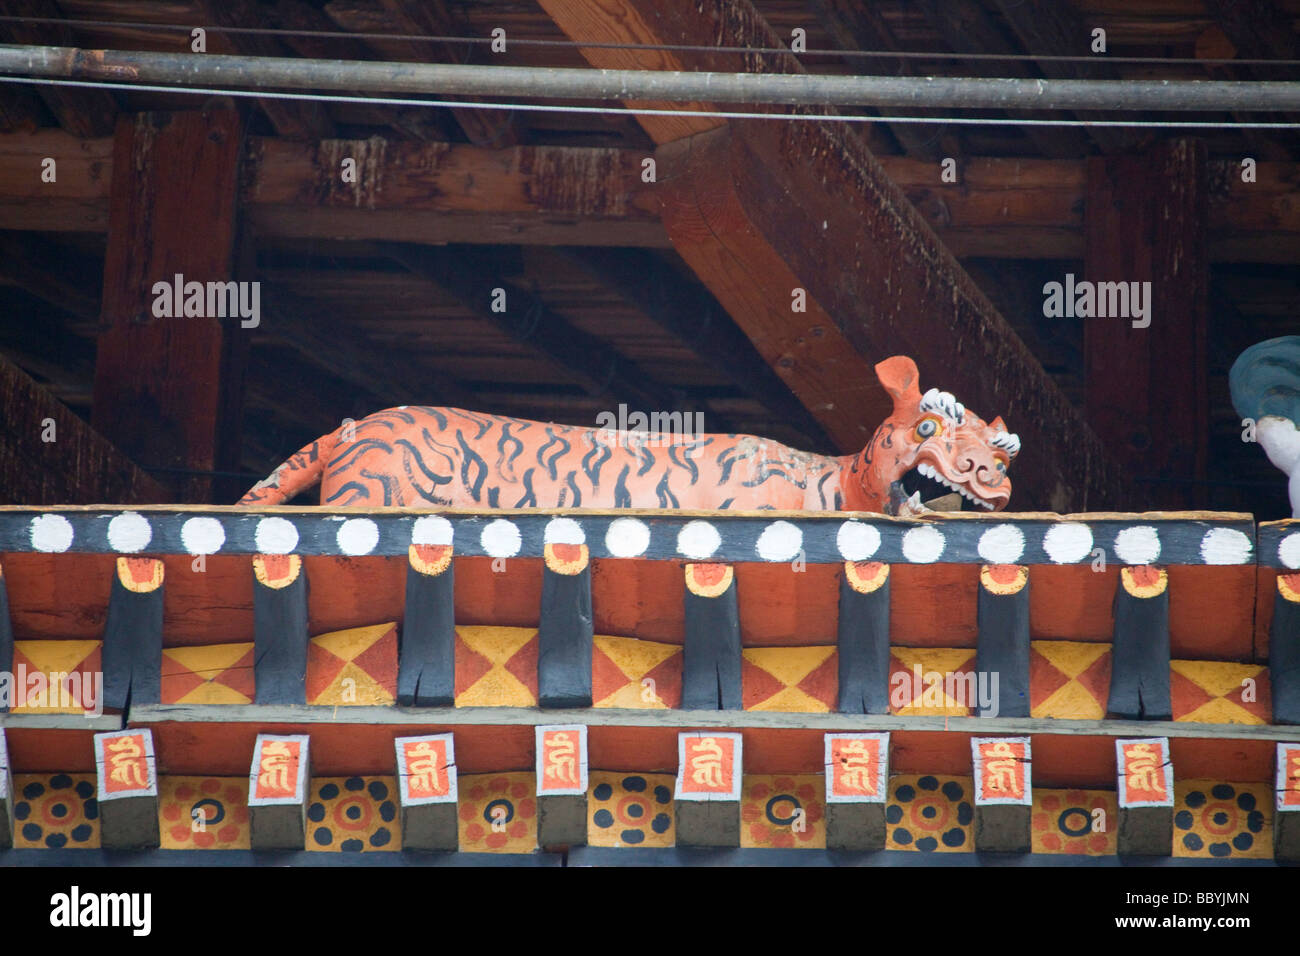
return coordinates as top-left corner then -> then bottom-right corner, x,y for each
325,481 -> 369,505
655,469 -> 679,508
496,422 -> 525,482
614,465 -> 632,508
538,427 -> 571,481
565,471 -> 582,507
456,431 -> 488,503
360,468 -> 403,507
514,467 -> 538,508
328,438 -> 391,471
581,434 -> 610,490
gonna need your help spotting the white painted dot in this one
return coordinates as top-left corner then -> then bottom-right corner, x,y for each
337,517 -> 379,556
605,518 -> 650,558
481,519 -> 521,558
107,512 -> 151,553
677,520 -> 721,561
977,524 -> 1024,564
1280,533 -> 1300,570
411,515 -> 453,547
1200,528 -> 1252,566
29,514 -> 73,553
901,525 -> 945,563
1114,525 -> 1161,566
1042,523 -> 1093,564
180,517 -> 225,555
755,520 -> 802,562
836,521 -> 880,561
544,517 -> 585,546
255,517 -> 299,555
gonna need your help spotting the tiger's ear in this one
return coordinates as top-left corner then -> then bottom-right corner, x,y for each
990,416 -> 1007,432
875,355 -> 921,409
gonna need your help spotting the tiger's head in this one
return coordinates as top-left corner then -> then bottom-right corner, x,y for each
853,355 -> 1020,515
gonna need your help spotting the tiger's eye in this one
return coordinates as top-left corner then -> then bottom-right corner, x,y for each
917,420 -> 936,438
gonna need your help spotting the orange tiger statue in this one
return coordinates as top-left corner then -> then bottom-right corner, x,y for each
238,355 -> 1020,515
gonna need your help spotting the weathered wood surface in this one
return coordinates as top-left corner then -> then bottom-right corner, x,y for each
0,350 -> 168,504
91,110 -> 246,503
2,130 -> 1296,261
1084,139 -> 1209,511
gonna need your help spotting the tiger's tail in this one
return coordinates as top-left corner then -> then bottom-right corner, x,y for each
237,427 -> 342,505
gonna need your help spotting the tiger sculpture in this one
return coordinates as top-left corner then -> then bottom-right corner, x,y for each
238,355 -> 1020,515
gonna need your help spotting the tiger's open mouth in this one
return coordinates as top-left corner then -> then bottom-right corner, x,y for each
897,462 -> 995,512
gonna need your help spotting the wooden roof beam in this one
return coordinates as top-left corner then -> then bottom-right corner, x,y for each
3,130 -> 1297,263
537,0 -> 1131,510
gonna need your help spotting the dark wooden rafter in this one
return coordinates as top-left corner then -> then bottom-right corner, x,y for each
1084,138 -> 1209,510
1201,0 -> 1300,161
0,0 -> 116,137
987,0 -> 1146,154
805,0 -> 960,160
0,348 -> 168,504
200,0 -> 336,141
266,0 -> 447,143
537,0 -> 1133,510
324,0 -> 517,148
555,247 -> 833,448
92,108 -> 247,504
380,241 -> 725,428
910,0 -> 1091,159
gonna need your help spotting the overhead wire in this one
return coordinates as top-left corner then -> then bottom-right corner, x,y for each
3,74 -> 1298,128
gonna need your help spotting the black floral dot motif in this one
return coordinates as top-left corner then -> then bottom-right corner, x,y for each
1176,783 -> 1266,858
